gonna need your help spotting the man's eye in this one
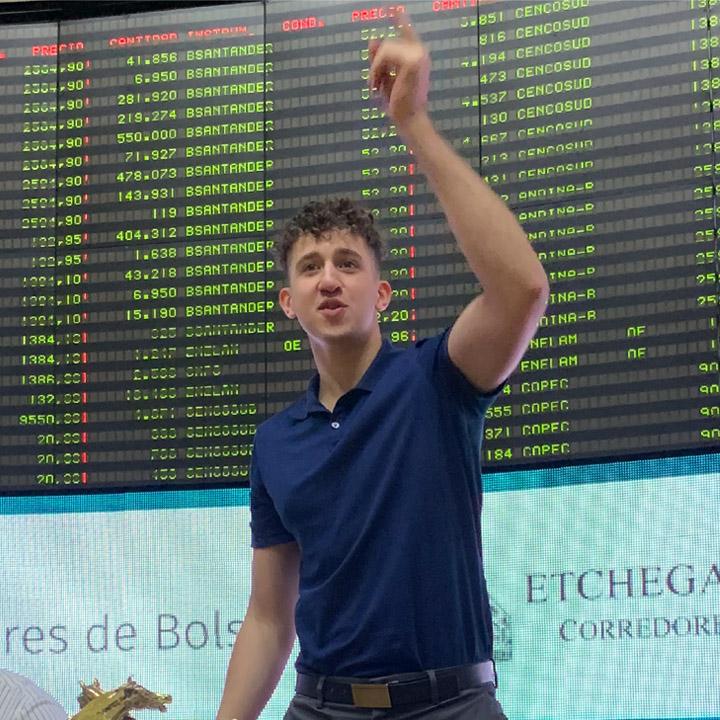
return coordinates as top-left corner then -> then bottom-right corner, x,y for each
340,260 -> 357,268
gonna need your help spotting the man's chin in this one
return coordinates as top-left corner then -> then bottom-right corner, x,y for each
308,325 -> 372,347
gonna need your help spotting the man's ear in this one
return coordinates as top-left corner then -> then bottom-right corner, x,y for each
375,280 -> 392,312
279,286 -> 296,319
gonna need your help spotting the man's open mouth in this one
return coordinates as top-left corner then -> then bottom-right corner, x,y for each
318,300 -> 347,310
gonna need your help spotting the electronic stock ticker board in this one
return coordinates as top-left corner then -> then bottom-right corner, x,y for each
1,0 -> 719,491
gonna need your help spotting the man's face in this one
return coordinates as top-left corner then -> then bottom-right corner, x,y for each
278,230 -> 392,346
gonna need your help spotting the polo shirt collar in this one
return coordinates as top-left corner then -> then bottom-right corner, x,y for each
289,338 -> 394,420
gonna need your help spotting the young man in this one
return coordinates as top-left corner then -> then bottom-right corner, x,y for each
216,13 -> 548,720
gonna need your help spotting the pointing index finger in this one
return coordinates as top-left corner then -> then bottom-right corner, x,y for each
395,8 -> 418,42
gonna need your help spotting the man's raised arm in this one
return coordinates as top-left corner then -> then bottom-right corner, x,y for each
369,13 -> 549,393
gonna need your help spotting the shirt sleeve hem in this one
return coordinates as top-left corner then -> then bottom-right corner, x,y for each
439,326 -> 509,401
251,533 -> 296,549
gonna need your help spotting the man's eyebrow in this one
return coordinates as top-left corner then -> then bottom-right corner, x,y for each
334,248 -> 362,258
294,247 -> 363,269
295,250 -> 321,268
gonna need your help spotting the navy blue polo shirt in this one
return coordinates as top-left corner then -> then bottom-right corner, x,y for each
249,327 -> 503,677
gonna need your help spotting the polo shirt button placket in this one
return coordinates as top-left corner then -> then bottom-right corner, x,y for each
330,421 -> 340,429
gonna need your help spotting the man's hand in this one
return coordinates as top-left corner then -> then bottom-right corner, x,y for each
367,10 -> 430,129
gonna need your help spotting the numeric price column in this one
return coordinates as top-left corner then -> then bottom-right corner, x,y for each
1,28 -> 59,488
55,40 -> 91,486
356,12 -> 417,345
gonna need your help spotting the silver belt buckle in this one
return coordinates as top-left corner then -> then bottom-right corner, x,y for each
351,683 -> 392,708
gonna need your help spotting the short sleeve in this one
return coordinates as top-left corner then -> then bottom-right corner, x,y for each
249,438 -> 295,549
416,326 -> 508,416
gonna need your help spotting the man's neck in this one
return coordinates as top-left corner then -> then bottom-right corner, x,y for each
310,329 -> 383,412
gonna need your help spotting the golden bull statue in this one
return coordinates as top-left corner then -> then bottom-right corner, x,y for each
70,677 -> 172,720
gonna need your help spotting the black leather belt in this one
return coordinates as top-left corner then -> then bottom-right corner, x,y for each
296,661 -> 496,708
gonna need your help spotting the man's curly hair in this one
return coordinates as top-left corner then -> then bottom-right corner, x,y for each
275,197 -> 385,276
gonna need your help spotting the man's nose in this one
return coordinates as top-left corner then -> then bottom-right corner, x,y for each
318,262 -> 340,291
